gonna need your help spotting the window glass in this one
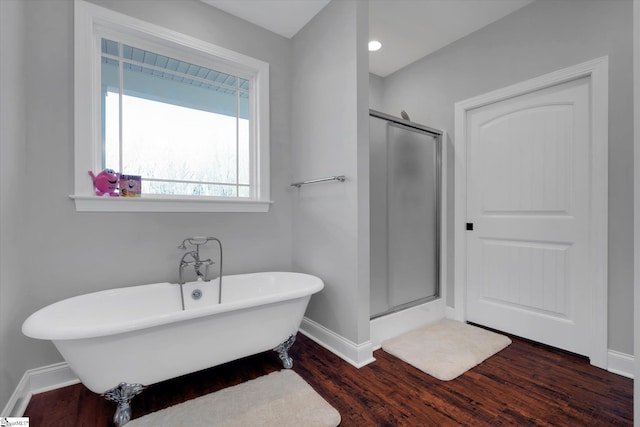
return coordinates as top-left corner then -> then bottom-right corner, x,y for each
101,38 -> 250,197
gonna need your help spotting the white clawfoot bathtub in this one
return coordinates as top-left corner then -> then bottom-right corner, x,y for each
22,271 -> 323,425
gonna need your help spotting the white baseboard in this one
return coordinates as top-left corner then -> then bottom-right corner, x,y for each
1,362 -> 79,417
607,350 -> 634,379
299,317 -> 375,368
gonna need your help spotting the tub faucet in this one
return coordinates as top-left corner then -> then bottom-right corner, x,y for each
178,250 -> 213,285
177,237 -> 223,308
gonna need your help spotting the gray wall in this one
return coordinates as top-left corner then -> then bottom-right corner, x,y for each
0,0 -> 28,408
379,0 -> 634,354
369,73 -> 384,111
633,0 -> 639,418
0,0 -> 293,408
291,0 -> 370,345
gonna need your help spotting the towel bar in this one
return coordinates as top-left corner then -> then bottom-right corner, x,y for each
291,175 -> 346,188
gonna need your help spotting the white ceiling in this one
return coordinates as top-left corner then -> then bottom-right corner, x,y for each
201,0 -> 332,38
202,0 -> 535,77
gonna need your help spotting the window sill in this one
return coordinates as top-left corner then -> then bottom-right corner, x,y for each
70,195 -> 273,213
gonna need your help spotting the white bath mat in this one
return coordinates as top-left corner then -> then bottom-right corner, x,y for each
127,370 -> 340,427
382,319 -> 511,381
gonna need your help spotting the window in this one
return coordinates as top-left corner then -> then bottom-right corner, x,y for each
73,1 -> 271,212
102,39 -> 252,198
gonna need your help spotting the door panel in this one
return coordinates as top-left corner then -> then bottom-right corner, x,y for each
478,105 -> 572,215
369,114 -> 440,318
478,238 -> 570,317
466,77 -> 591,356
387,124 -> 439,307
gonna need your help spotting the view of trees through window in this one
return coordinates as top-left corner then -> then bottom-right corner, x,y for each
104,92 -> 249,197
101,38 -> 251,198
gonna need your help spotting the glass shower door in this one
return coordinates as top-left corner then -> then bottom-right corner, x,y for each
370,112 -> 440,318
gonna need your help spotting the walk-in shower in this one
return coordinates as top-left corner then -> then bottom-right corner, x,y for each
369,110 -> 442,320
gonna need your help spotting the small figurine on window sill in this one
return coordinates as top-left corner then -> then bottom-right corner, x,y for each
120,174 -> 141,197
88,169 -> 120,197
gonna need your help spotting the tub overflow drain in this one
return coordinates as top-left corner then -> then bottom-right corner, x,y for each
191,289 -> 203,300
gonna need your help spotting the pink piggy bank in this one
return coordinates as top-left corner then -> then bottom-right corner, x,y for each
88,169 -> 120,196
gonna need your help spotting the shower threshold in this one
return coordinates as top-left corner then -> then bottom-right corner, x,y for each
371,294 -> 439,320
370,296 -> 445,349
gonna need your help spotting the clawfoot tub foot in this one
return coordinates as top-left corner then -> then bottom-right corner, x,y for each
103,382 -> 146,426
273,334 -> 296,369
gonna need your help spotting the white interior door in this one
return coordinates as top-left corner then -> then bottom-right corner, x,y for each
464,76 -> 594,357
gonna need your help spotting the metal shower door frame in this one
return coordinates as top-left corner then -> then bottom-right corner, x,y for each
369,109 -> 443,319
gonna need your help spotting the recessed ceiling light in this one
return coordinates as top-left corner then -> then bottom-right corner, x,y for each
368,40 -> 382,52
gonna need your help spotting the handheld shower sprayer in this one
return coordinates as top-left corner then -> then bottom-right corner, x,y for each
178,236 -> 210,250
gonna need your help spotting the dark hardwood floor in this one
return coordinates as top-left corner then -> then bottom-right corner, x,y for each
25,331 -> 633,426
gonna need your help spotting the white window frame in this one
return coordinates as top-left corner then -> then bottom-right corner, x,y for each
72,0 -> 271,212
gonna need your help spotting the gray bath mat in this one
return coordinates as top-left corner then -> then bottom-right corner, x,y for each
127,370 -> 340,427
382,319 -> 511,381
